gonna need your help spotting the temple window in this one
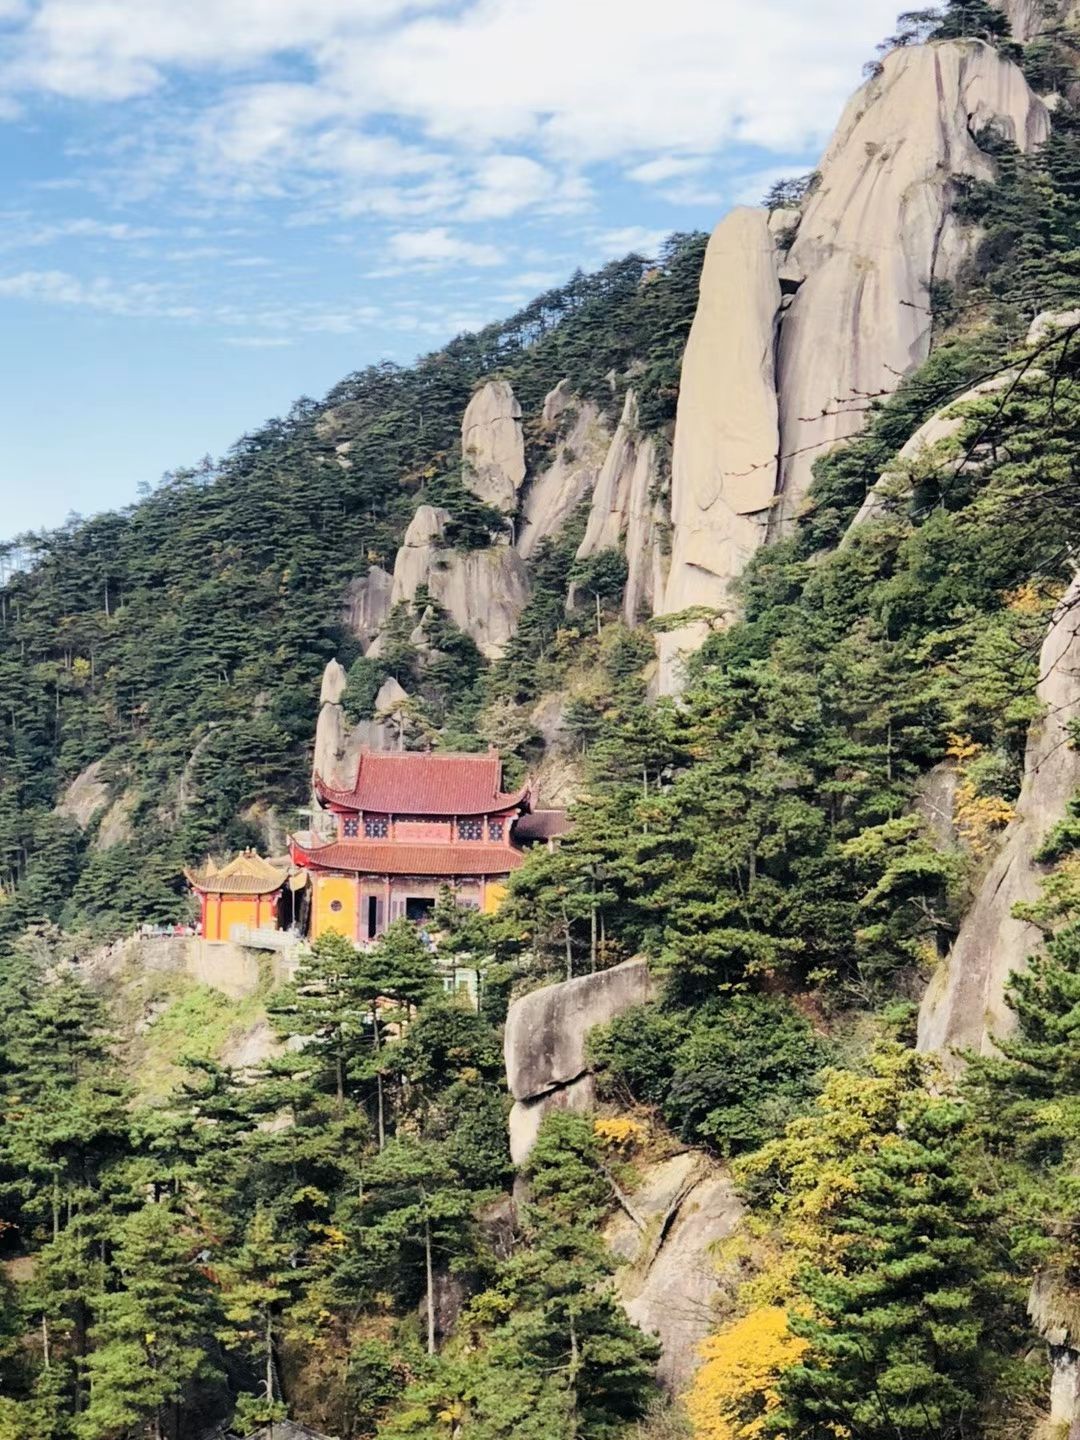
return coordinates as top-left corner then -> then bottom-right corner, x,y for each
488,819 -> 504,842
364,815 -> 389,839
343,816 -> 359,838
457,818 -> 483,841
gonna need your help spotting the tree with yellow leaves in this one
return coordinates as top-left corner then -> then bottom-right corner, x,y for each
686,1306 -> 807,1440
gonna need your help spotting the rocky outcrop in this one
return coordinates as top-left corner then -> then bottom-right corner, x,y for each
343,566 -> 393,649
1027,1272 -> 1080,1436
55,759 -> 136,850
346,676 -> 410,754
505,958 -> 654,1164
572,391 -> 665,625
517,397 -> 610,560
843,372 -> 1017,537
314,659 -> 351,789
384,504 -> 530,660
918,576 -> 1080,1060
462,379 -> 525,513
774,41 -> 1048,530
606,1151 -> 743,1391
509,1074 -> 599,1169
656,207 -> 782,692
541,377 -> 574,426
996,0 -> 1080,41
56,760 -> 111,828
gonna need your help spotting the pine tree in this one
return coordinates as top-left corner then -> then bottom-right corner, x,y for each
772,1103 -> 1008,1440
78,1202 -> 219,1440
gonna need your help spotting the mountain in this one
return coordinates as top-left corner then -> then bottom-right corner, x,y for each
8,1 -> 1080,1437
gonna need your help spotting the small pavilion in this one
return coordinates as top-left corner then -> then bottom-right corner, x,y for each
184,850 -> 293,943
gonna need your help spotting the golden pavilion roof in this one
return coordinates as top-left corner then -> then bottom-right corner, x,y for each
184,849 -> 292,896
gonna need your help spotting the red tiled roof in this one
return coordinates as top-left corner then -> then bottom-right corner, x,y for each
290,837 -> 525,877
316,749 -> 529,816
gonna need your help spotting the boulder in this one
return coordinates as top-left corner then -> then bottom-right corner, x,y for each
314,659 -> 352,787
319,658 -> 348,707
343,566 -> 393,649
517,399 -> 610,560
918,576 -> 1080,1061
462,379 -> 525,513
386,504 -> 530,660
1028,307 -> 1080,345
774,40 -> 1048,530
656,207 -> 782,692
606,1151 -> 743,1391
504,957 -> 654,1103
343,676 -> 410,755
55,759 -> 111,828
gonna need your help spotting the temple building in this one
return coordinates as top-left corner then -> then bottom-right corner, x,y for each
184,850 -> 294,943
290,748 -> 535,942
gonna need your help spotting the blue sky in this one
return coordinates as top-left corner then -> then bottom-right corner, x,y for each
0,0 -> 902,540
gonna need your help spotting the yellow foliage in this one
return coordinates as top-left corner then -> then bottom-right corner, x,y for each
945,732 -> 980,766
737,1047 -> 933,1294
594,1116 -> 645,1149
954,780 -> 1015,856
945,734 -> 1015,856
686,1306 -> 808,1440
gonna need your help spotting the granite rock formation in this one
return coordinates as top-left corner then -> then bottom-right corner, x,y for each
606,1151 -> 743,1391
504,958 -> 654,1164
918,575 -> 1080,1060
384,504 -> 530,660
656,207 -> 782,691
462,379 -> 526,514
517,394 -> 610,560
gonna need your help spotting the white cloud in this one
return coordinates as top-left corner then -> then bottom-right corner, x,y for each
384,226 -> 504,270
593,226 -> 668,260
0,213 -> 161,249
626,155 -> 709,185
0,268 -> 197,318
461,155 -> 556,220
9,0 -> 446,99
4,0 -> 902,188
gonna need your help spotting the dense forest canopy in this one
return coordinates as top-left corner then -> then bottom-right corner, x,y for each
10,1 -> 1080,1437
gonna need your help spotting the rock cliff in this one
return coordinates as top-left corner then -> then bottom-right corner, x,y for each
313,658 -> 351,788
653,40 -> 1048,688
504,958 -> 653,1164
572,390 -> 665,625
997,0 -> 1080,40
462,379 -> 526,514
918,575 -> 1080,1060
606,1151 -> 742,1392
384,504 -> 530,660
343,567 -> 393,650
517,393 -> 610,559
656,207 -> 782,691
774,41 -> 1048,529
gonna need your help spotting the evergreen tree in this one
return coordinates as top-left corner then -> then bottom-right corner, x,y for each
78,1202 -> 219,1440
773,1104 -> 1009,1440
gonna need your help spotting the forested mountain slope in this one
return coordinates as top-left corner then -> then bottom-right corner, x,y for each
10,1 -> 1080,1438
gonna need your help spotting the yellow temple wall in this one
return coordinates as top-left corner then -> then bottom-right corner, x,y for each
311,873 -> 359,940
